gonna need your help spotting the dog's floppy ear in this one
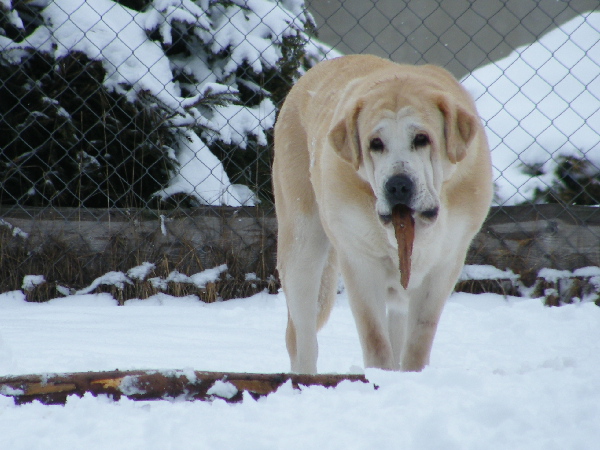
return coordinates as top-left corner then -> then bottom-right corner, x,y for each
329,102 -> 362,170
437,96 -> 477,164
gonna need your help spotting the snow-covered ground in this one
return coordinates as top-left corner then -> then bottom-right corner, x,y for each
1,289 -> 599,449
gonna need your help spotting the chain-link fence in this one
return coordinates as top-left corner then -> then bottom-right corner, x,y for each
1,0 -> 599,302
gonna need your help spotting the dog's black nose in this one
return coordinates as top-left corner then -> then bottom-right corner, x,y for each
385,174 -> 413,206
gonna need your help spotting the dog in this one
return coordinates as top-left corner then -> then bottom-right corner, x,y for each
273,54 -> 493,373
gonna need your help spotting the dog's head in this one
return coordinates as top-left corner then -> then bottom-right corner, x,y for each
328,71 -> 478,226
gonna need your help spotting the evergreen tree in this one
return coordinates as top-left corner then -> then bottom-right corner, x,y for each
531,155 -> 600,205
0,0 -> 324,208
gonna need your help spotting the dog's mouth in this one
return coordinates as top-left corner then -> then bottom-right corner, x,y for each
379,206 -> 439,225
379,212 -> 404,225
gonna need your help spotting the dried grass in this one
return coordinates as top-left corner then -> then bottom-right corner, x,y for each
0,225 -> 279,304
2,222 -> 597,307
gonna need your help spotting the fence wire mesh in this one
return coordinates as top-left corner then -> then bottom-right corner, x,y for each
1,0 -> 599,302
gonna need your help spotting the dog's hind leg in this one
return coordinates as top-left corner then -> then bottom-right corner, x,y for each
279,214 -> 331,374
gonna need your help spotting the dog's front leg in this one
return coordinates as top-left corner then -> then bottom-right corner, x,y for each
339,254 -> 396,370
401,266 -> 460,371
387,306 -> 407,369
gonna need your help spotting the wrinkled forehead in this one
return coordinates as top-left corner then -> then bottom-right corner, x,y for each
370,106 -> 424,136
357,103 -> 427,142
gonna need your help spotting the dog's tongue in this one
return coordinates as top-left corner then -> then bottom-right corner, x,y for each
391,205 -> 415,289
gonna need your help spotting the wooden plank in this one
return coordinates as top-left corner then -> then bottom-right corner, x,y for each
0,370 -> 370,405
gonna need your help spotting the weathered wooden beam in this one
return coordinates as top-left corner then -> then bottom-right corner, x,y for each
468,204 -> 600,278
2,204 -> 599,277
0,206 -> 278,277
0,370 -> 370,405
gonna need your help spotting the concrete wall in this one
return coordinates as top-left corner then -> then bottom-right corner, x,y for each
306,0 -> 598,77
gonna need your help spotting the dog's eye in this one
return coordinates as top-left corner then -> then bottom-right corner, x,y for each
369,138 -> 385,152
412,133 -> 430,148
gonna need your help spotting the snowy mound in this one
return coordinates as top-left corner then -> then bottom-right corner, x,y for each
462,12 -> 600,205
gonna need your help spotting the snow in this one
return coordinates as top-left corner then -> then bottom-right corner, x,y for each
0,0 -> 23,30
127,262 -> 156,281
459,264 -> 518,281
462,12 -> 600,206
573,266 -> 600,277
537,268 -> 575,283
21,275 -> 46,291
51,263 -> 228,300
206,379 -> 239,400
189,264 -> 228,288
1,289 -> 599,449
0,218 -> 29,239
76,271 -> 133,295
155,128 -> 243,206
42,0 -> 177,105
205,98 -> 277,149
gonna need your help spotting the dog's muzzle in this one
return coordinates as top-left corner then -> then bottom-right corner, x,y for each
385,174 -> 413,207
379,174 -> 439,224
